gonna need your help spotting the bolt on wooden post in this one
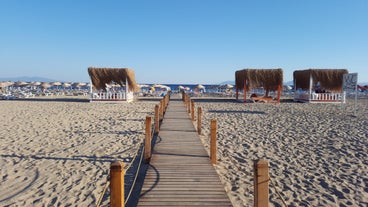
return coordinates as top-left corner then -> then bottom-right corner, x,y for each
197,107 -> 202,135
191,100 -> 195,121
210,119 -> 217,164
154,105 -> 159,134
254,159 -> 269,207
110,161 -> 124,207
145,116 -> 152,164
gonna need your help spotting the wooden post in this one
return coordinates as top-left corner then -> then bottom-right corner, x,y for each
277,84 -> 281,104
159,100 -> 164,121
145,116 -> 152,163
154,105 -> 159,134
197,107 -> 202,135
164,95 -> 167,110
254,159 -> 269,207
110,161 -> 124,207
236,85 -> 239,100
187,97 -> 190,113
210,119 -> 217,164
191,100 -> 195,121
244,79 -> 247,103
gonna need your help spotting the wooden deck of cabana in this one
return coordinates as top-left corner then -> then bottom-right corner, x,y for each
137,97 -> 232,206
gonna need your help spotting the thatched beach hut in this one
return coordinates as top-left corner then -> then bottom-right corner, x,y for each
235,68 -> 283,103
87,67 -> 138,102
293,69 -> 348,103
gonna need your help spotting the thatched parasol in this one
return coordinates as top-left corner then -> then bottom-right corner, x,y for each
14,81 -> 29,87
293,69 -> 348,92
41,82 -> 51,89
30,81 -> 41,87
235,68 -> 283,102
235,68 -> 283,91
0,81 -> 13,88
226,84 -> 234,89
88,67 -> 138,91
62,82 -> 71,88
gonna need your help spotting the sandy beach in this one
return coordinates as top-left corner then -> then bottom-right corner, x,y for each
1,95 -> 367,206
0,97 -> 158,206
195,97 -> 368,206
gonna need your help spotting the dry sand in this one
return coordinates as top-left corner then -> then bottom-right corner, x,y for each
195,97 -> 368,207
0,97 -> 158,206
1,96 -> 367,206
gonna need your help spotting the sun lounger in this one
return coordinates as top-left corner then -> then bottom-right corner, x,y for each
250,94 -> 274,103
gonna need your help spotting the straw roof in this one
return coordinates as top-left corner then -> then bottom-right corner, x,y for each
87,67 -> 138,91
235,68 -> 283,91
293,69 -> 348,92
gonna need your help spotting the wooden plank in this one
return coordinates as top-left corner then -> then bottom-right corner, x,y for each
137,98 -> 232,206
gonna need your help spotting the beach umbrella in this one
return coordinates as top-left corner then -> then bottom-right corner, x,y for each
196,84 -> 205,89
52,81 -> 62,86
72,82 -> 84,89
62,82 -> 71,88
138,84 -> 150,88
41,82 -> 51,89
178,86 -> 184,90
30,81 -> 41,86
152,84 -> 171,91
14,81 -> 29,87
226,84 -> 234,89
0,81 -> 12,88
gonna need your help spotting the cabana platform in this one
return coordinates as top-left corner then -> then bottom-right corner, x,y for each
88,67 -> 138,102
235,68 -> 283,103
293,69 -> 348,103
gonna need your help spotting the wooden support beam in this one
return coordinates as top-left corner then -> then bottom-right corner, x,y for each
154,105 -> 159,134
254,159 -> 269,207
191,100 -> 195,121
145,116 -> 152,163
159,100 -> 164,121
197,107 -> 202,135
210,119 -> 217,164
110,161 -> 124,207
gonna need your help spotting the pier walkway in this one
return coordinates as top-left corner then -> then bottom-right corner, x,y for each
137,96 -> 232,206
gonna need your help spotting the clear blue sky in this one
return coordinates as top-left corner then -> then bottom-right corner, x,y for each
0,0 -> 367,84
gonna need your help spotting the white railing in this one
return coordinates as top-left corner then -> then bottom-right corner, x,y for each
294,91 -> 345,103
92,92 -> 125,100
90,91 -> 134,102
311,93 -> 344,102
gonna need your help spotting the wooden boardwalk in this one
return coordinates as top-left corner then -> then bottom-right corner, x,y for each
137,97 -> 232,206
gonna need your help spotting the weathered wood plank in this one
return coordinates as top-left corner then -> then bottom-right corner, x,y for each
137,98 -> 232,206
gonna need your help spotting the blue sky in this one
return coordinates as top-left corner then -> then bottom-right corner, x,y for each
0,0 -> 367,84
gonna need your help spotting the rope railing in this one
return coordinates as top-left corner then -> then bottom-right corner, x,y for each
97,94 -> 169,207
124,142 -> 145,205
269,176 -> 288,207
96,176 -> 110,207
196,107 -> 288,207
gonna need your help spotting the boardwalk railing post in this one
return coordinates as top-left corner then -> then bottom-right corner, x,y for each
163,96 -> 167,113
159,100 -> 164,121
187,97 -> 190,113
210,119 -> 217,164
254,159 -> 269,207
197,107 -> 202,135
191,100 -> 195,121
154,105 -> 159,134
145,116 -> 152,164
110,161 -> 124,207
